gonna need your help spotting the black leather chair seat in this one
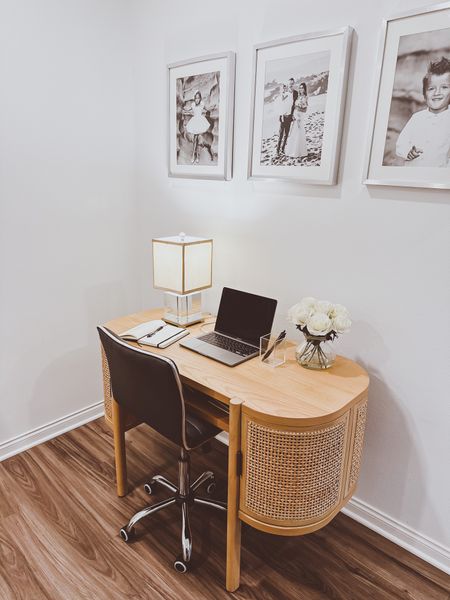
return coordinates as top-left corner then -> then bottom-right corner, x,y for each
185,411 -> 221,448
183,385 -> 222,448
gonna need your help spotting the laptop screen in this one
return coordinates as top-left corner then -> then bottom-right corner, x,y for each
214,288 -> 277,348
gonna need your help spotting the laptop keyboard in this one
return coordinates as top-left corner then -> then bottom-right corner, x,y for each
200,332 -> 257,357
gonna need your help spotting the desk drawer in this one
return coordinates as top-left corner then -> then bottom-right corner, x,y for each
184,389 -> 229,432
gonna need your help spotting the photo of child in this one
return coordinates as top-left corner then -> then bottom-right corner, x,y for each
382,27 -> 450,167
396,57 -> 450,167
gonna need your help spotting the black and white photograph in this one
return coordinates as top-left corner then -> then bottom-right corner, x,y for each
365,4 -> 450,188
260,51 -> 330,168
168,52 -> 235,180
248,28 -> 352,185
383,28 -> 450,168
176,71 -> 220,167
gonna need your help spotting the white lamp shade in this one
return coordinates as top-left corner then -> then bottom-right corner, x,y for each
152,235 -> 213,294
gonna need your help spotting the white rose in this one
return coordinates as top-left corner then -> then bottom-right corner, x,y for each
295,306 -> 312,327
287,303 -> 301,323
299,296 -> 317,310
333,314 -> 352,334
316,300 -> 333,315
306,312 -> 332,336
330,303 -> 349,318
287,303 -> 311,326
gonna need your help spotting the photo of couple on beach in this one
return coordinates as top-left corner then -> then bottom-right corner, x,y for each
260,50 -> 330,167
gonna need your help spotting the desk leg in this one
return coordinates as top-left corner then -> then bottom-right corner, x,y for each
112,397 -> 128,497
226,398 -> 243,592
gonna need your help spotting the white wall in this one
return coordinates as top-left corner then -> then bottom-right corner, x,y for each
132,0 -> 450,562
0,1 -> 140,445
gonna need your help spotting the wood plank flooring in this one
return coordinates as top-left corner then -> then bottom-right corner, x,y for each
0,419 -> 448,600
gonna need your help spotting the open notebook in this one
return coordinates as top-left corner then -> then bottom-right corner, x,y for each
119,319 -> 189,349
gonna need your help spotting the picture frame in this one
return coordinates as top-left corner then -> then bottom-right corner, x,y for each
168,51 -> 236,180
247,27 -> 353,185
364,3 -> 450,189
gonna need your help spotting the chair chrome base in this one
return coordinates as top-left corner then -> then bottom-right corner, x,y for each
119,448 -> 226,572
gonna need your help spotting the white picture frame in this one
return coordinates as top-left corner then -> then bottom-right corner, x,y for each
248,27 -> 353,185
168,51 -> 236,180
364,3 -> 450,189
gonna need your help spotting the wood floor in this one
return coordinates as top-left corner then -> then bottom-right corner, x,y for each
0,419 -> 448,600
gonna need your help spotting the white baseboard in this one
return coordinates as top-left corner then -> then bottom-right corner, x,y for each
342,497 -> 450,575
0,401 -> 104,462
214,431 -> 449,574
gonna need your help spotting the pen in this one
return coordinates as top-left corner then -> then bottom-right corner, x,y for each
262,330 -> 286,362
145,325 -> 165,338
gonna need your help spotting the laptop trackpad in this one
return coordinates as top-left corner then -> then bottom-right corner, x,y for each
181,338 -> 244,366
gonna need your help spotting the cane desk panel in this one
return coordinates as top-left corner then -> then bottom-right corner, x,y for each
346,398 -> 368,496
240,412 -> 349,528
239,396 -> 368,533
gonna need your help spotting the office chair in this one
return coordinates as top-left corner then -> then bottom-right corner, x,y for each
97,326 -> 226,573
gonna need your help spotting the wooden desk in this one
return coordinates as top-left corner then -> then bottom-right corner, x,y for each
101,309 -> 369,592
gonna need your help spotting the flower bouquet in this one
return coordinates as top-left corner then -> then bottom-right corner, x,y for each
287,297 -> 351,370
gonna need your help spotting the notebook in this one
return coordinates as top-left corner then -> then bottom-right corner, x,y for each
180,287 -> 277,366
120,320 -> 189,348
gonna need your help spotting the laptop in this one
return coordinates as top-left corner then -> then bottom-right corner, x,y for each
180,287 -> 277,366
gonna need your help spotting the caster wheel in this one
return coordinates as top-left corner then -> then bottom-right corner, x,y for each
144,483 -> 153,495
119,526 -> 135,543
206,481 -> 216,495
173,558 -> 188,573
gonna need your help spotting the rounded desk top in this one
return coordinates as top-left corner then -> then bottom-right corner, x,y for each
105,309 -> 369,426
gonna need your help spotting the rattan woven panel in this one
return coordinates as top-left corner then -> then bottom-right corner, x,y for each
348,400 -> 368,490
243,416 -> 348,523
101,346 -> 141,430
101,347 -> 113,423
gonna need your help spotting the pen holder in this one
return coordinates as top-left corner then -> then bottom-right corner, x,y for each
260,333 -> 286,368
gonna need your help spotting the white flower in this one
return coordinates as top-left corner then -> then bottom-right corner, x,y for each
299,296 -> 317,310
287,303 -> 311,326
306,312 -> 332,336
333,314 -> 352,334
316,300 -> 333,315
287,302 -> 301,322
296,307 -> 312,327
290,298 -> 351,335
330,303 -> 349,318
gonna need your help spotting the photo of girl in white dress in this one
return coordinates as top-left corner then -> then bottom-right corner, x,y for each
184,91 -> 214,164
176,71 -> 219,166
285,83 -> 308,159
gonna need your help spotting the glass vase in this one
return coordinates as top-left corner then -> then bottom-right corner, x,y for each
295,333 -> 336,370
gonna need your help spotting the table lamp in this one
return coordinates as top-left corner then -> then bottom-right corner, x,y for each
152,233 -> 213,326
